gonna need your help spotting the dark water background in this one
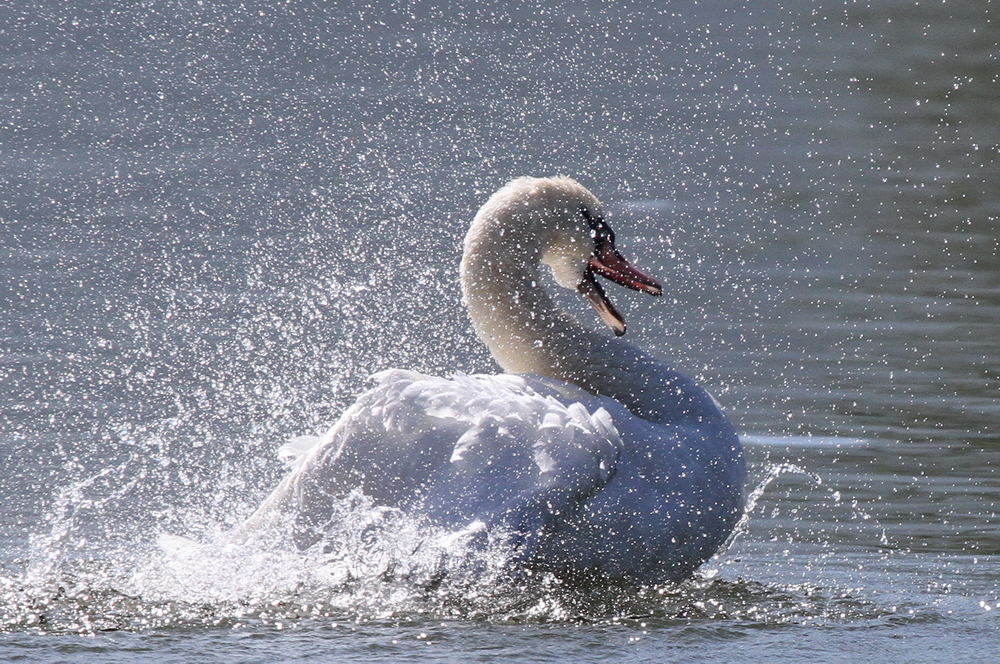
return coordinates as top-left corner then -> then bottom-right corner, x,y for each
1,0 -> 998,661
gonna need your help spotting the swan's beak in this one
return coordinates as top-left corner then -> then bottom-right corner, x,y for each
578,240 -> 662,336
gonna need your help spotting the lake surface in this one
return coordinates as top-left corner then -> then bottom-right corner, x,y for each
1,0 -> 998,661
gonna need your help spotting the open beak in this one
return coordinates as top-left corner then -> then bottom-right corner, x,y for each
577,237 -> 662,336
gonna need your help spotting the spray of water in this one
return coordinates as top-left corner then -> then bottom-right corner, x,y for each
716,462 -> 823,556
0,441 -> 899,635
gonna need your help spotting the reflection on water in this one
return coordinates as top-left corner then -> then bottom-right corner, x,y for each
1,0 -> 998,660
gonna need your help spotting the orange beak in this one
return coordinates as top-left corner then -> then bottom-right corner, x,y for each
578,235 -> 661,336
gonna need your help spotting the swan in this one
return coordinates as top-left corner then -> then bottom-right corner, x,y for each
238,176 -> 745,585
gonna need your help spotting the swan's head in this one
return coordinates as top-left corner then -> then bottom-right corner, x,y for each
465,176 -> 662,336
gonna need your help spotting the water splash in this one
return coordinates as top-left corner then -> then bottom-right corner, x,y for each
1,451 -> 901,635
25,460 -> 147,587
3,419 -> 908,637
134,492 -> 517,612
715,461 -> 822,557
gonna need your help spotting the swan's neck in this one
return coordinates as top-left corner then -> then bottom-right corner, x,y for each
458,177 -> 730,430
462,241 -> 587,379
461,217 -> 646,410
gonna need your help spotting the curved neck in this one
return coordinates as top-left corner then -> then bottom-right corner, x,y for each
458,177 -> 731,429
460,212 -> 730,430
462,236 -> 587,378
461,219 -> 663,420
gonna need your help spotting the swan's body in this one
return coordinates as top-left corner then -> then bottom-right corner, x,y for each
241,177 -> 745,585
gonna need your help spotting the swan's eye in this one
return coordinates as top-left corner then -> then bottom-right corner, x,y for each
579,206 -> 615,247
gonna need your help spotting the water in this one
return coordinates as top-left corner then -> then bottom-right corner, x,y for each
1,0 -> 998,661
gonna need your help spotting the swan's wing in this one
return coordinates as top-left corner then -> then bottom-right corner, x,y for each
236,369 -> 623,548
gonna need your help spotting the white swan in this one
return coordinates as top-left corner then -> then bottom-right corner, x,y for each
240,176 -> 745,585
